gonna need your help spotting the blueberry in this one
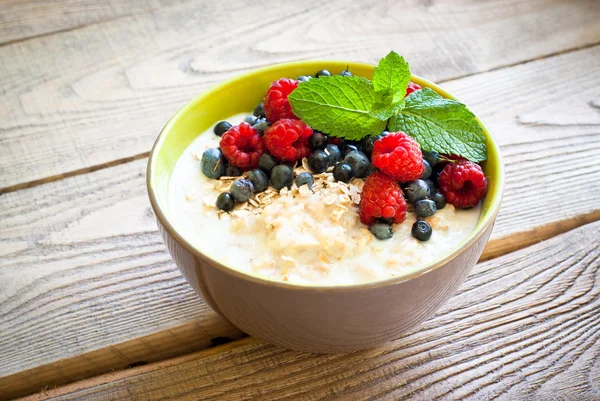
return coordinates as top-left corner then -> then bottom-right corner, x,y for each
324,144 -> 342,166
361,135 -> 381,157
423,150 -> 440,167
259,153 -> 277,175
421,159 -> 432,180
216,192 -> 234,212
380,130 -> 390,137
343,144 -> 359,157
230,179 -> 254,203
271,165 -> 293,190
403,179 -> 431,203
309,132 -> 328,150
296,172 -> 314,189
378,217 -> 394,224
214,121 -> 232,137
431,192 -> 447,210
308,150 -> 329,174
344,151 -> 370,178
253,118 -> 269,135
244,115 -> 259,125
248,169 -> 269,192
297,75 -> 312,82
412,220 -> 432,241
316,69 -> 331,78
366,164 -> 378,176
333,162 -> 353,183
431,162 -> 449,184
369,223 -> 393,240
201,148 -> 226,179
253,102 -> 265,118
424,179 -> 437,193
225,165 -> 241,177
340,69 -> 353,77
414,199 -> 436,217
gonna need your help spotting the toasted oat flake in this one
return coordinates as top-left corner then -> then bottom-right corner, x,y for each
185,192 -> 197,201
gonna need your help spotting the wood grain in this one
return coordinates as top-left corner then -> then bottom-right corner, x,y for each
0,0 -> 180,45
21,221 -> 600,401
2,0 -> 600,190
2,44 -> 600,399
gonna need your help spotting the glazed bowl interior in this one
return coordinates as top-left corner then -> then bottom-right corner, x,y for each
148,60 -> 504,289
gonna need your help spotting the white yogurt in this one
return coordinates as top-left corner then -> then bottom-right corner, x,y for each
168,114 -> 481,286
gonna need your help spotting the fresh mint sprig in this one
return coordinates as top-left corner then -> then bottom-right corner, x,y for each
288,51 -> 487,162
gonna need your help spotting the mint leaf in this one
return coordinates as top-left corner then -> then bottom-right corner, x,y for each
289,76 -> 387,140
389,88 -> 487,162
372,51 -> 410,97
371,100 -> 405,120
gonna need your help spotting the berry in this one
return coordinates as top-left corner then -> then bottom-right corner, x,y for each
369,223 -> 393,240
344,151 -> 370,178
216,192 -> 234,212
372,132 -> 423,182
252,118 -> 269,135
264,78 -> 298,122
411,220 -> 432,241
270,165 -> 294,190
424,179 -> 437,193
214,121 -> 232,137
297,75 -> 312,82
380,130 -> 390,137
264,119 -> 312,162
308,132 -> 328,150
414,199 -> 436,217
248,169 -> 269,192
333,162 -> 353,183
201,148 -> 226,179
225,165 -> 242,177
244,115 -> 259,125
220,122 -> 265,170
328,137 -> 344,146
366,164 -> 378,176
438,160 -> 488,208
403,179 -> 431,204
308,150 -> 329,174
405,82 -> 422,97
343,144 -> 359,157
340,69 -> 353,77
253,102 -> 265,118
423,150 -> 440,167
230,179 -> 254,203
359,171 -> 407,225
325,144 -> 342,166
421,159 -> 432,180
431,192 -> 446,210
361,135 -> 381,157
431,161 -> 450,184
378,217 -> 394,224
316,69 -> 331,78
296,172 -> 314,189
258,153 -> 277,174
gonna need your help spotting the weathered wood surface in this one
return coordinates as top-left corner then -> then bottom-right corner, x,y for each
21,221 -> 600,401
2,0 -> 600,191
2,44 -> 600,399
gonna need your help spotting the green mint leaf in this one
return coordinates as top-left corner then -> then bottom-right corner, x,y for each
389,88 -> 487,162
289,75 -> 387,140
371,100 -> 405,120
372,51 -> 410,97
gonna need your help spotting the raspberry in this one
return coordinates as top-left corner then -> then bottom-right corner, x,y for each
371,132 -> 424,182
263,119 -> 313,162
264,78 -> 298,122
405,82 -> 422,97
359,172 -> 407,225
220,122 -> 265,170
438,160 -> 487,208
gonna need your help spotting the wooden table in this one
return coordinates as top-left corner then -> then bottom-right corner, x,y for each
1,0 -> 599,399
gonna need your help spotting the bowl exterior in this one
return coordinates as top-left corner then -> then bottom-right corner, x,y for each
157,216 -> 495,353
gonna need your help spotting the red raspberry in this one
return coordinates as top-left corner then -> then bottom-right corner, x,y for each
371,132 -> 423,182
264,78 -> 298,122
359,172 -> 407,225
405,82 -> 422,97
220,122 -> 265,170
438,160 -> 487,209
263,119 -> 313,162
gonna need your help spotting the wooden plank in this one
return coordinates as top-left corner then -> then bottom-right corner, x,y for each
1,0 -> 600,190
20,221 -> 600,401
2,44 -> 600,399
0,0 -> 180,45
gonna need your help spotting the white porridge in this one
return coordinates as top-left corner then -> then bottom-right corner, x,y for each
168,114 -> 481,286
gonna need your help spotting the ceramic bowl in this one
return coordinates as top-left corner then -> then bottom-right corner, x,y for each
147,60 -> 504,353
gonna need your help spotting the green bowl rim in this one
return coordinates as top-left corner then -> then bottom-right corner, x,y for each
147,59 -> 505,292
